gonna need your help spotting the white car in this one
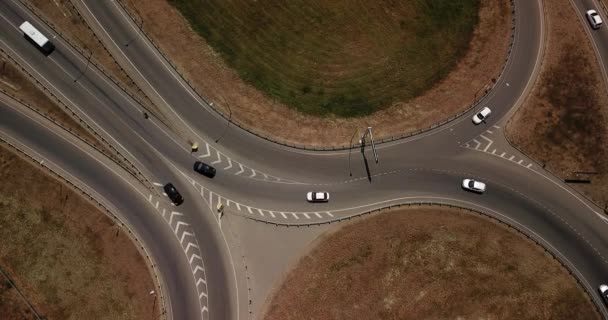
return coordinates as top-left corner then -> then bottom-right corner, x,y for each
307,191 -> 329,203
462,179 -> 486,193
472,107 -> 492,124
599,284 -> 608,304
586,10 -> 603,29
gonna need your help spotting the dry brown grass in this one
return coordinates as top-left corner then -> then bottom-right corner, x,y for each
0,146 -> 158,319
506,0 -> 608,208
262,207 -> 598,320
122,0 -> 511,146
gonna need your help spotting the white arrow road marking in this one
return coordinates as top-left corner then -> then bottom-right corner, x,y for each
224,158 -> 232,170
174,221 -> 189,233
181,231 -> 194,244
249,170 -> 257,178
190,254 -> 203,264
169,211 -> 183,225
199,143 -> 210,158
211,150 -> 222,164
201,307 -> 208,315
184,242 -> 199,253
236,163 -> 244,175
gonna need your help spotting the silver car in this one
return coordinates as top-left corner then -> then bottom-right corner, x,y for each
307,191 -> 329,203
587,10 -> 603,29
462,179 -> 486,193
472,107 -> 492,124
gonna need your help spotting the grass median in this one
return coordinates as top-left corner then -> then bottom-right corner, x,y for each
169,0 -> 480,117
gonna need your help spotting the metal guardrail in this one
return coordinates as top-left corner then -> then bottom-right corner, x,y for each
0,49 -> 155,194
0,136 -> 168,320
114,0 -> 517,151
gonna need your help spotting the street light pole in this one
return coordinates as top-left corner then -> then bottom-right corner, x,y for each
348,130 -> 357,176
215,105 -> 232,143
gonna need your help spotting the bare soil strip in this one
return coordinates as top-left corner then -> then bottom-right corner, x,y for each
0,146 -> 159,319
506,0 -> 608,209
263,207 -> 598,320
121,0 -> 511,146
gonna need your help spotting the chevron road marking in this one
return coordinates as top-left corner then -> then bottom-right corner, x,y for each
199,143 -> 210,158
247,206 -> 253,214
303,213 -> 310,219
326,211 -> 334,217
199,291 -> 207,299
211,150 -> 222,165
269,211 -> 276,218
224,158 -> 232,170
235,163 -> 244,175
249,170 -> 257,178
314,212 -> 322,218
184,242 -> 199,253
196,277 -> 207,286
190,254 -> 203,264
480,135 -> 493,152
181,231 -> 195,244
280,212 -> 287,219
174,221 -> 188,233
169,211 -> 183,225
291,213 -> 299,219
473,139 -> 481,149
257,208 -> 264,217
193,266 -> 205,278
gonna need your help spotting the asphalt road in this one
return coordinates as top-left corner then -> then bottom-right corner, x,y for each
2,0 -> 608,319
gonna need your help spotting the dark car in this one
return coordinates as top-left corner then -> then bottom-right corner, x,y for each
193,161 -> 216,178
163,183 -> 184,205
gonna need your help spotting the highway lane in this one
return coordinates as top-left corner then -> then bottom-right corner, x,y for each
4,0 -> 608,318
0,99 -> 201,320
0,2 -> 241,317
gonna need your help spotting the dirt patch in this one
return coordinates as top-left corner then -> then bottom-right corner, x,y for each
0,146 -> 159,319
262,207 -> 598,320
121,0 -> 511,146
506,0 -> 608,208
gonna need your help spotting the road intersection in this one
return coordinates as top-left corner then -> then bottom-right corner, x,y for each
2,0 -> 608,319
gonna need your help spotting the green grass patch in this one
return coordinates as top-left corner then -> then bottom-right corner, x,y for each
169,0 -> 480,117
